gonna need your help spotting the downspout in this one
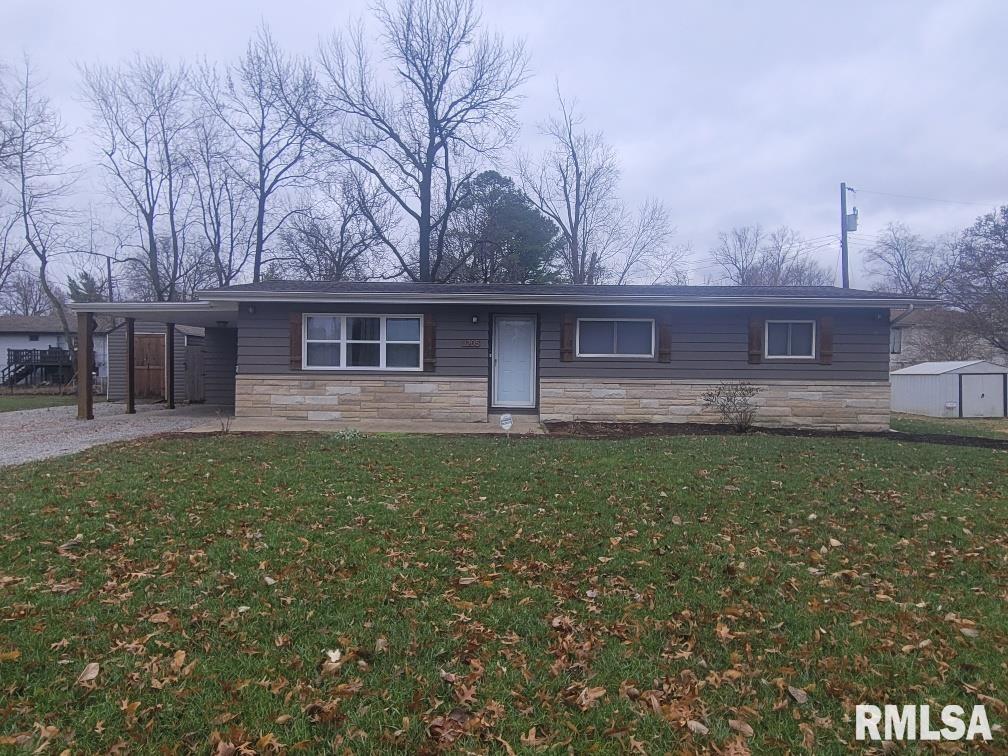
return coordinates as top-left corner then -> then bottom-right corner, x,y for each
889,304 -> 916,327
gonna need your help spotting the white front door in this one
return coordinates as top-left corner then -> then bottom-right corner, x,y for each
492,316 -> 536,408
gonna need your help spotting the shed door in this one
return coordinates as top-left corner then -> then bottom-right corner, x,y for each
135,334 -> 166,399
961,374 -> 1005,417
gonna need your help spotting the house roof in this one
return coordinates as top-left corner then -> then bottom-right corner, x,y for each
196,281 -> 939,308
891,360 -> 1008,375
0,313 -> 114,334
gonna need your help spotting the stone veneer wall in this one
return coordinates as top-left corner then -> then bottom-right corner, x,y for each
539,378 -> 890,431
235,374 -> 488,422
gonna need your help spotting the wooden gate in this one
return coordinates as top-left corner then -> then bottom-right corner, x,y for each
185,345 -> 205,402
135,334 -> 165,399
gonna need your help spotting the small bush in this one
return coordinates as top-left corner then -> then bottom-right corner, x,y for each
701,381 -> 763,432
331,427 -> 366,441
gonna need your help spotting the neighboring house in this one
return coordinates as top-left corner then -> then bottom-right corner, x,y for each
891,360 -> 1008,418
73,283 -> 938,430
0,313 -> 110,390
889,307 -> 1006,371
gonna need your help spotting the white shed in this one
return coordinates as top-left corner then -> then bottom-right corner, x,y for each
891,360 -> 1008,418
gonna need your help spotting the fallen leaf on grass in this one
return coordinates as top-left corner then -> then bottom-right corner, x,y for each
687,720 -> 709,736
0,649 -> 20,662
729,718 -> 754,737
148,612 -> 170,624
77,662 -> 100,686
960,627 -> 979,638
787,685 -> 808,705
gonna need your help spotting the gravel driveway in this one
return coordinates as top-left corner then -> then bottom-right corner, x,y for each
0,403 -> 223,468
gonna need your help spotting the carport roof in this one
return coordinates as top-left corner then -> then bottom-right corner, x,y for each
67,300 -> 239,328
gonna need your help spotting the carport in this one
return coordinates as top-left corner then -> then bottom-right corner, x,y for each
891,360 -> 1008,418
69,301 -> 239,420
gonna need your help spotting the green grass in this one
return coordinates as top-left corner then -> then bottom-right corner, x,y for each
1,433 -> 1006,752
891,412 -> 1008,440
0,394 -> 77,412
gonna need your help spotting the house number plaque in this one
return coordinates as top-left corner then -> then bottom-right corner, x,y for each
462,339 -> 482,348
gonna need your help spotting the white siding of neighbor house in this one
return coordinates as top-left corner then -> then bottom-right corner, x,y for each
2,331 -> 108,383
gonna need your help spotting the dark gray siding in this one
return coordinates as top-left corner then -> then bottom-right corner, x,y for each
235,302 -> 890,382
539,306 -> 890,381
237,302 -> 491,376
203,327 -> 237,406
107,321 -> 188,402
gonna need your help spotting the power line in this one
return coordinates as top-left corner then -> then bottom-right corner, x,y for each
855,188 -> 994,208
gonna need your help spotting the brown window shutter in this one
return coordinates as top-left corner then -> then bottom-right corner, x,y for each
423,313 -> 436,372
289,312 -> 302,370
818,316 -> 834,364
657,322 -> 672,362
560,314 -> 575,361
747,318 -> 764,364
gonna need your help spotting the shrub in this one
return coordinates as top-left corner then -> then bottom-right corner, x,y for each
701,381 -> 763,432
331,427 -> 366,441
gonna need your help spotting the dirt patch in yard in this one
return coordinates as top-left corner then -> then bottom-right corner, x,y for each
544,420 -> 1008,450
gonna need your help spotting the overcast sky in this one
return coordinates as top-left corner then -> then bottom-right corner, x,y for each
4,0 -> 1006,286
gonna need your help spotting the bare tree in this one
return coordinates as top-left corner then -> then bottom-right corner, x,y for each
1,264 -> 58,315
521,94 -> 681,284
711,225 -> 832,286
757,226 -> 833,286
280,0 -> 527,281
613,199 -> 687,284
189,113 -> 253,286
945,206 -> 1008,352
273,174 -> 390,281
864,222 -> 947,296
194,28 -> 309,283
1,60 -> 77,342
81,57 -> 193,301
0,193 -> 25,296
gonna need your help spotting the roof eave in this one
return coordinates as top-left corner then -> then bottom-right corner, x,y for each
68,300 -> 239,314
196,289 -> 942,309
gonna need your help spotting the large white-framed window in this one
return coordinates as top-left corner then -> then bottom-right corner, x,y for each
576,318 -> 655,358
303,313 -> 423,371
765,320 -> 816,359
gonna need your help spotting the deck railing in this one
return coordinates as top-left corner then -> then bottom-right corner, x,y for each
6,347 -> 73,367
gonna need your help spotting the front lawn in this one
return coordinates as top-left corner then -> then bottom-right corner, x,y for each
0,393 -> 76,413
1,434 -> 1005,752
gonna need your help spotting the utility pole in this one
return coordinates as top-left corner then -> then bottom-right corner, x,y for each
840,182 -> 850,289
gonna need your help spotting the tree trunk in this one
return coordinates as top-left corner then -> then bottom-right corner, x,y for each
418,164 -> 432,282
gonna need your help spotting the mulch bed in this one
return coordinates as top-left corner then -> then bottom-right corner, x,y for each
543,420 -> 1008,450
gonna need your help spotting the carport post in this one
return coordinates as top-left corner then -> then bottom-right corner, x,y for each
166,322 -> 175,410
76,311 -> 94,421
125,317 -> 136,414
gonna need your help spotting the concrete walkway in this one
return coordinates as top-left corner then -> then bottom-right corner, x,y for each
184,413 -> 545,436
